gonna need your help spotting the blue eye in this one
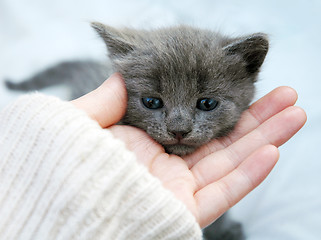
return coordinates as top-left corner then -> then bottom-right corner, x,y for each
196,98 -> 219,111
142,97 -> 164,109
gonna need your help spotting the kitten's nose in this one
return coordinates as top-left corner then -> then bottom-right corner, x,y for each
168,130 -> 191,140
166,107 -> 192,140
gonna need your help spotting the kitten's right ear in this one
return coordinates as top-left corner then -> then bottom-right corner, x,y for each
91,22 -> 135,57
223,33 -> 269,74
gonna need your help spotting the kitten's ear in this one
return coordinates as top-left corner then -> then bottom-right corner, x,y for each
91,22 -> 135,57
223,33 -> 269,74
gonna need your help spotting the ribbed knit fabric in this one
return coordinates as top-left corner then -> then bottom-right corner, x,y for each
0,94 -> 202,240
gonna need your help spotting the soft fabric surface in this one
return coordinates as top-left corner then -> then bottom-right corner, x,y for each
1,1 -> 320,239
0,93 -> 201,239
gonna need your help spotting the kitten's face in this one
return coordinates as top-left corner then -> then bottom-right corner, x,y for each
92,23 -> 269,156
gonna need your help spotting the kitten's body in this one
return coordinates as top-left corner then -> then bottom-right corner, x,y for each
5,23 -> 268,239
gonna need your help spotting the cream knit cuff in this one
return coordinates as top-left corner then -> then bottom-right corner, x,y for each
0,94 -> 202,240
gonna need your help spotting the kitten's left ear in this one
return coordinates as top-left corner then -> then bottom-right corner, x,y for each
91,22 -> 135,57
223,33 -> 269,74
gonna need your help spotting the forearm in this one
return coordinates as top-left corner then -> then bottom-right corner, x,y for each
0,94 -> 202,240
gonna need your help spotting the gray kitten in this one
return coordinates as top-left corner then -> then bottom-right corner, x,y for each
6,23 -> 268,157
6,23 -> 269,240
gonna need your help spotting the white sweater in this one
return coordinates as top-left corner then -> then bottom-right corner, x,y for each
0,94 -> 202,240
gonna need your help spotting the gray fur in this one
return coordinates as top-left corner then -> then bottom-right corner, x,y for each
5,60 -> 111,99
203,213 -> 245,240
6,24 -> 268,157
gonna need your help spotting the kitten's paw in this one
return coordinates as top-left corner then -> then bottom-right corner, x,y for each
203,214 -> 245,240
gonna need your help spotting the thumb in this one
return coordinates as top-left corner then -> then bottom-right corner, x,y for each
71,73 -> 127,128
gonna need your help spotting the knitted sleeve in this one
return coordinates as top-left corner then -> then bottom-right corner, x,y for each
0,94 -> 202,240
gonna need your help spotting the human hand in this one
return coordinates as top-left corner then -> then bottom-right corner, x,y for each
72,73 -> 307,228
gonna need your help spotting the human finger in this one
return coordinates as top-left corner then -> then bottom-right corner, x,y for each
191,106 -> 306,191
71,73 -> 127,128
195,145 -> 279,228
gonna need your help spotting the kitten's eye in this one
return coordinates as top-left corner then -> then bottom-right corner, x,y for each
142,97 -> 164,109
196,98 -> 219,111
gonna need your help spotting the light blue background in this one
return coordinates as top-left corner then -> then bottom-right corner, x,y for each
1,1 -> 320,239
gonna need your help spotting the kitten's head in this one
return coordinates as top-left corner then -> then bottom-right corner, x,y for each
92,23 -> 269,156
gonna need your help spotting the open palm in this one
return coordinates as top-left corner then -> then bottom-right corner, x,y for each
73,74 -> 306,228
